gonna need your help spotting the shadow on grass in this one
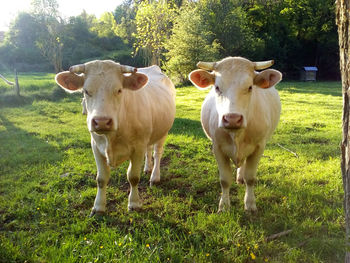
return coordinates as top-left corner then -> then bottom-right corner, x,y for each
0,113 -> 63,172
170,118 -> 206,139
0,85 -> 81,109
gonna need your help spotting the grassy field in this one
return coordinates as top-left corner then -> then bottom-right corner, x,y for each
0,72 -> 345,262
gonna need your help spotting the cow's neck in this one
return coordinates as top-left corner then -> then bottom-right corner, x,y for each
230,129 -> 257,167
92,131 -> 130,167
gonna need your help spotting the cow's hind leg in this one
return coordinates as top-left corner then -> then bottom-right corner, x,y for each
150,134 -> 167,186
91,144 -> 110,216
242,147 -> 264,212
144,145 -> 153,174
236,161 -> 246,185
214,146 -> 233,212
127,151 -> 145,211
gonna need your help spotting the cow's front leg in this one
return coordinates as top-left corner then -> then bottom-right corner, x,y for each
214,146 -> 233,212
243,147 -> 264,212
91,144 -> 110,216
128,151 -> 144,211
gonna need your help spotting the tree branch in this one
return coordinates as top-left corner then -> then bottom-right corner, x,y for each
276,143 -> 299,158
0,74 -> 15,86
265,229 -> 292,242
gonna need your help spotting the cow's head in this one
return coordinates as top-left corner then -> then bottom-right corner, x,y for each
189,57 -> 282,130
55,60 -> 148,133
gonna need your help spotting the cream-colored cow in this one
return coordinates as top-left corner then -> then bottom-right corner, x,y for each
56,60 -> 176,215
189,57 -> 281,212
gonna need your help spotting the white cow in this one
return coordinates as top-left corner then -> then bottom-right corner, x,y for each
189,57 -> 282,212
55,60 -> 176,215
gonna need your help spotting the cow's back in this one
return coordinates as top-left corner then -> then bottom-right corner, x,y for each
119,66 -> 176,145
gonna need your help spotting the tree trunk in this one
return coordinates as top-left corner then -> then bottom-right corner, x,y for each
336,0 -> 350,262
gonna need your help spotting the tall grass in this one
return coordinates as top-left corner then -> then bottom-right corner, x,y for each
0,73 -> 344,262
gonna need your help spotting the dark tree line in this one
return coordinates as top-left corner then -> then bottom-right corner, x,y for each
0,0 -> 339,81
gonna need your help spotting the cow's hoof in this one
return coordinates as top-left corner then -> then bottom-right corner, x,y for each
236,178 -> 244,185
150,179 -> 160,187
217,208 -> 224,213
144,169 -> 152,175
218,197 -> 230,212
128,203 -> 142,212
89,209 -> 106,217
244,205 -> 257,214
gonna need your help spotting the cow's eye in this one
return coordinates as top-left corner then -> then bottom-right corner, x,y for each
215,86 -> 222,95
117,89 -> 122,94
248,86 -> 253,92
83,89 -> 91,97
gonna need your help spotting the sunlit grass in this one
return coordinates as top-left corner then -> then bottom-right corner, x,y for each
0,74 -> 344,262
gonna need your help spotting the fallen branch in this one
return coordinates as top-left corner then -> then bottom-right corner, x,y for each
265,229 -> 292,242
0,70 -> 20,96
277,143 -> 299,158
0,73 -> 15,86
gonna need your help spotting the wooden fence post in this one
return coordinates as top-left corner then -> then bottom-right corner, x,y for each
14,69 -> 20,97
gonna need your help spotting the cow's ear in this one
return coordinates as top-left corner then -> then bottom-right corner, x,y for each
123,72 -> 148,90
254,69 -> 282,89
55,71 -> 84,92
189,69 -> 215,89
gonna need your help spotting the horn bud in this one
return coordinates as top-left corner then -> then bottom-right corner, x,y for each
197,61 -> 216,71
120,65 -> 137,73
69,64 -> 85,74
254,60 -> 274,70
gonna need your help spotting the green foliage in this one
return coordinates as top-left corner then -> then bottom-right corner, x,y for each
90,12 -> 118,39
134,1 -> 177,65
0,0 -> 340,80
61,12 -> 102,68
245,0 -> 338,79
31,0 -> 64,73
114,0 -> 137,46
164,3 -> 221,84
0,73 -> 344,262
0,12 -> 48,70
198,0 -> 264,59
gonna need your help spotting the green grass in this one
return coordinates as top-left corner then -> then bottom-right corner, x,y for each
0,73 -> 344,262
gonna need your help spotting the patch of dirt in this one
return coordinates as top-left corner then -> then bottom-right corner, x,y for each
166,143 -> 180,150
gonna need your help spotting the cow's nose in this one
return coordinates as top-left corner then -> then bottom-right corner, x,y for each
92,117 -> 113,131
222,113 -> 243,129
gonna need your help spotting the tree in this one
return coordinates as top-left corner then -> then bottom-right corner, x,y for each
245,0 -> 338,79
0,12 -> 46,70
198,0 -> 263,59
134,1 -> 176,65
164,3 -> 221,83
91,12 -> 118,38
60,12 -> 101,67
31,0 -> 64,72
114,0 -> 137,46
337,0 -> 350,261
